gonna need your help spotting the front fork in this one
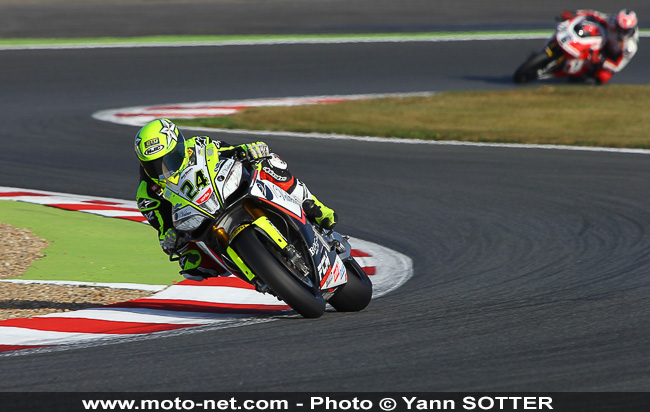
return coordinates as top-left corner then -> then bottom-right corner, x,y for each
208,200 -> 305,292
544,39 -> 566,68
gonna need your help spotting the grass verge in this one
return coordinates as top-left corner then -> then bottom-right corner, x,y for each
174,85 -> 650,149
0,201 -> 179,285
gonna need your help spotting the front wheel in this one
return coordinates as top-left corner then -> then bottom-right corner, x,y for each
327,258 -> 373,312
232,227 -> 326,318
513,51 -> 556,84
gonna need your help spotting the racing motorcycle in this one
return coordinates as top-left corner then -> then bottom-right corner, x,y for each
513,15 -> 606,84
163,138 -> 372,318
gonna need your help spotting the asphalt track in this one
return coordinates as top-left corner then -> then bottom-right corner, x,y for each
1,0 -> 649,393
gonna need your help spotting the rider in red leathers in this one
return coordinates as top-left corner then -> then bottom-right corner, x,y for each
559,9 -> 639,84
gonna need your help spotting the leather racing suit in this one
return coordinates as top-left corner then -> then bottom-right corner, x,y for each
136,136 -> 336,281
561,9 -> 639,84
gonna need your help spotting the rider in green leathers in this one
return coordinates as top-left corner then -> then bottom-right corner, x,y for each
134,118 -> 337,281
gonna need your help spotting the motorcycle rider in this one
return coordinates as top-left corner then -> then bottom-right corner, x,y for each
134,118 -> 337,281
559,9 -> 639,84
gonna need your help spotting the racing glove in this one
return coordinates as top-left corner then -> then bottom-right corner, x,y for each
161,228 -> 189,256
244,142 -> 270,159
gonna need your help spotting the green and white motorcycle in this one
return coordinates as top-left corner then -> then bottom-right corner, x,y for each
163,139 -> 372,318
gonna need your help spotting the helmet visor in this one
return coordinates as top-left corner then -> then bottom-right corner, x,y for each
141,137 -> 186,180
160,138 -> 186,179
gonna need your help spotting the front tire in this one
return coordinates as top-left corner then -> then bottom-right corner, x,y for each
513,52 -> 555,84
327,258 -> 373,312
232,227 -> 326,318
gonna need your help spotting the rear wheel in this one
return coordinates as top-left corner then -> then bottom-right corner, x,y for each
232,227 -> 326,318
513,51 -> 556,84
327,258 -> 373,312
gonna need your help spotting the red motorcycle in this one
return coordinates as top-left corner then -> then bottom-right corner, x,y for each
514,15 -> 606,84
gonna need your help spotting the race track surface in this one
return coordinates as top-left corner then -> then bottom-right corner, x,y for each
0,0 -> 649,392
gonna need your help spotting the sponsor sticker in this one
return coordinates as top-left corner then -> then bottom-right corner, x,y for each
308,238 -> 321,256
137,198 -> 159,210
196,188 -> 213,204
230,223 -> 249,240
262,166 -> 287,182
173,206 -> 194,222
144,145 -> 164,156
144,138 -> 160,148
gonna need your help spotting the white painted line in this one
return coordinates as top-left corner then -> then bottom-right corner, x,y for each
349,238 -> 413,298
0,279 -> 166,291
0,187 -> 138,208
92,93 -> 434,127
149,284 -> 287,306
197,126 -> 650,155
0,34 -> 554,52
0,327 -> 128,346
93,94 -> 650,156
3,32 -> 649,52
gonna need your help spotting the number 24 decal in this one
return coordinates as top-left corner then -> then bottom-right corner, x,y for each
180,170 -> 209,200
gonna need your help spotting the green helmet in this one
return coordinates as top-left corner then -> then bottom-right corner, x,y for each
134,119 -> 187,181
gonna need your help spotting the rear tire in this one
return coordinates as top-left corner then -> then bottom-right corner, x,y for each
232,227 -> 326,318
327,258 -> 373,312
513,52 -> 555,84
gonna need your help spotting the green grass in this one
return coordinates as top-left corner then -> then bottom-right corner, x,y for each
174,85 -> 650,149
0,201 -> 180,285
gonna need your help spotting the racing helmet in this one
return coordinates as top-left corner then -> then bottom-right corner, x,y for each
614,9 -> 638,37
134,119 -> 187,181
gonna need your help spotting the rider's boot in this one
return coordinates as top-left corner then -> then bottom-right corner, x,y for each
258,155 -> 338,230
303,196 -> 338,230
178,247 -> 224,282
289,180 -> 338,230
181,267 -> 221,282
287,179 -> 338,230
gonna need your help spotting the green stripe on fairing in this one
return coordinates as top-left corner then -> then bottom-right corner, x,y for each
0,201 -> 179,285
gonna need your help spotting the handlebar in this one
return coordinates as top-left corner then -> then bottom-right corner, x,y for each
236,151 -> 273,168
